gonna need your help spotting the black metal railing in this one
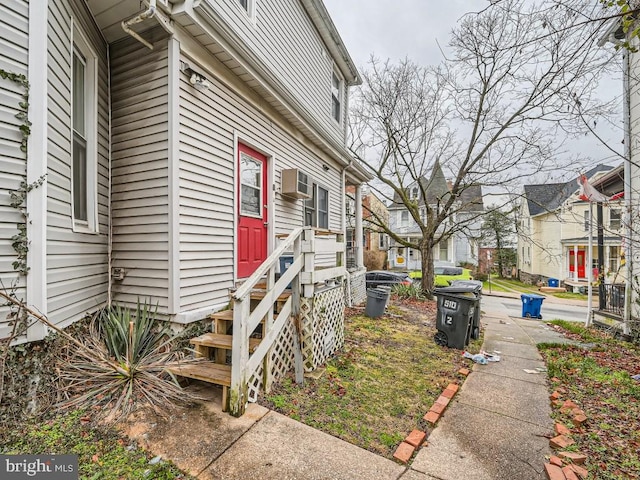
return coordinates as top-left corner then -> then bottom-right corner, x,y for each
598,283 -> 625,317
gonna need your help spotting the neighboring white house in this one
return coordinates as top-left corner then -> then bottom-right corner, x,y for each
386,163 -> 484,271
0,0 -> 370,343
517,165 -> 623,287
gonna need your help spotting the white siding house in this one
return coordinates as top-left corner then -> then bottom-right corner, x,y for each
0,0 -> 370,342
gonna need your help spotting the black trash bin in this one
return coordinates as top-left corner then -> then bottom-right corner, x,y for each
449,280 -> 483,340
433,286 -> 479,349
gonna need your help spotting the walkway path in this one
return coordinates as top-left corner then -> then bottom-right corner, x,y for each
123,294 -> 575,479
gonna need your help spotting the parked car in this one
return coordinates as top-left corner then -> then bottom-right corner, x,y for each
434,266 -> 473,287
365,271 -> 413,289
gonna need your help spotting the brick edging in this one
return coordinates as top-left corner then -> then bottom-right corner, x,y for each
392,368 -> 469,464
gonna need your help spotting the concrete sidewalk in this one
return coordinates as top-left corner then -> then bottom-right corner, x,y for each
124,303 -> 573,480
409,305 -> 573,480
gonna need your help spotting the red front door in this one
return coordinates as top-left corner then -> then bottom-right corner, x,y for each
237,143 -> 268,278
569,250 -> 586,278
577,251 -> 586,278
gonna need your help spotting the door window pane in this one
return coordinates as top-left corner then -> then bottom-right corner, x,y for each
240,153 -> 262,217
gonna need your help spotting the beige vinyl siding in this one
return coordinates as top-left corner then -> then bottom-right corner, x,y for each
111,35 -> 170,310
0,0 -> 28,339
178,49 -> 342,311
45,0 -> 110,328
203,0 -> 343,143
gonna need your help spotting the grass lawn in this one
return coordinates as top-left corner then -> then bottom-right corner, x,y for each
260,296 -> 482,458
482,280 -> 510,293
1,410 -> 193,479
552,291 -> 589,301
539,321 -> 640,479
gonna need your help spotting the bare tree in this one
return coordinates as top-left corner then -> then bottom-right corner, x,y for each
348,0 -> 618,295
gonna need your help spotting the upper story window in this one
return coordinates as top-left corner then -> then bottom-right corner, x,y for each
411,187 -> 419,200
305,184 -> 329,229
236,0 -> 255,18
331,71 -> 342,122
610,208 -> 621,230
584,211 -> 590,231
400,210 -> 409,226
72,26 -> 98,231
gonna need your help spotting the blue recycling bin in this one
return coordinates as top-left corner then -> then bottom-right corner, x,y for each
521,293 -> 545,319
548,278 -> 559,288
279,255 -> 294,288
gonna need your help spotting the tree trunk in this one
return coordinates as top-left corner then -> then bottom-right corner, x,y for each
496,235 -> 504,278
420,240 -> 435,297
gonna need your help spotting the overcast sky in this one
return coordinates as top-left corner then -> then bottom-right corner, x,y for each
322,1 -> 624,181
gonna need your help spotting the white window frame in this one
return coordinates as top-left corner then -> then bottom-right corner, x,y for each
584,211 -> 590,232
237,0 -> 256,19
609,208 -> 621,230
304,183 -> 330,229
71,24 -> 98,233
378,232 -> 386,250
400,210 -> 409,226
439,242 -> 448,261
331,70 -> 342,123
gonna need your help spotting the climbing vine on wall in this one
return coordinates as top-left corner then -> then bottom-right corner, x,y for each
0,68 -> 45,275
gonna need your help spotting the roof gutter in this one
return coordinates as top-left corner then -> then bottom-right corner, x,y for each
122,0 -> 158,50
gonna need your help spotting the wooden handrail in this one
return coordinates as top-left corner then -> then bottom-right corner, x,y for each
232,226 -> 306,301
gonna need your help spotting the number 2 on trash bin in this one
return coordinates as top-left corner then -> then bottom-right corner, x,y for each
445,315 -> 453,325
443,299 -> 457,309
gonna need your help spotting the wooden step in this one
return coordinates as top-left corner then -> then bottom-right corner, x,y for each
167,361 -> 232,411
168,360 -> 231,385
190,333 -> 260,353
250,290 -> 291,302
209,309 -> 233,321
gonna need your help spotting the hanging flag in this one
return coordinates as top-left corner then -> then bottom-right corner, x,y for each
577,174 -> 610,203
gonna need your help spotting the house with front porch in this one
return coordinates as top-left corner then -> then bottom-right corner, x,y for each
387,164 -> 483,271
518,165 -> 625,291
0,0 -> 370,415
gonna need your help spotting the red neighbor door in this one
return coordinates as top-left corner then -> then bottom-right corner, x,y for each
237,144 -> 268,278
569,250 -> 586,278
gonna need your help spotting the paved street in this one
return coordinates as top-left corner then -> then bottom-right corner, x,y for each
482,293 -> 590,323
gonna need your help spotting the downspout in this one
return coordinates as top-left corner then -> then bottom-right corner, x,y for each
623,48 -> 632,336
341,160 -> 353,306
122,0 -> 157,50
107,44 -> 113,305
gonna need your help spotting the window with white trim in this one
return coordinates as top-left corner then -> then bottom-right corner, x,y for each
378,232 -> 387,249
609,208 -> 621,230
439,242 -> 448,261
584,211 -> 590,232
304,184 -> 329,229
331,71 -> 342,122
400,210 -> 409,226
72,27 -> 97,231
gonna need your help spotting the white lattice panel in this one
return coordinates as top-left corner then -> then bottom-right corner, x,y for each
349,269 -> 367,306
247,318 -> 297,402
301,286 -> 345,372
246,287 -> 345,401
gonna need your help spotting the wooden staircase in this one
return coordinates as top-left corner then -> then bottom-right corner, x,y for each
168,288 -> 290,411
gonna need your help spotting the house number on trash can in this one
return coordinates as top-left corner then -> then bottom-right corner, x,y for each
445,315 -> 453,325
443,299 -> 457,309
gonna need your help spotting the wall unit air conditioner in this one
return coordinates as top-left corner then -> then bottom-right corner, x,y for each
281,169 -> 311,199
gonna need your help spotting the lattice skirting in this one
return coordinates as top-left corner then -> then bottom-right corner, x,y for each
246,286 -> 345,401
300,285 -> 345,372
246,318 -> 297,403
348,269 -> 367,306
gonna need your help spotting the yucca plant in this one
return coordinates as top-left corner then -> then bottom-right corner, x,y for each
59,300 -> 199,422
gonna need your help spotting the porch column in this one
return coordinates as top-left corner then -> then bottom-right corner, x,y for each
355,184 -> 364,269
573,245 -> 578,281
